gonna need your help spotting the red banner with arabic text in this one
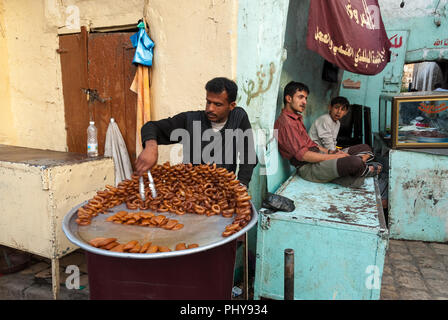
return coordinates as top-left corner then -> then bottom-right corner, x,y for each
306,0 -> 391,75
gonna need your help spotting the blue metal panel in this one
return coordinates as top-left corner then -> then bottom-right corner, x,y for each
389,149 -> 448,242
254,175 -> 388,300
265,138 -> 294,193
273,175 -> 383,231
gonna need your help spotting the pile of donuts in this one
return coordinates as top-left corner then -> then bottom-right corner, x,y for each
88,237 -> 199,253
76,162 -> 252,238
106,211 -> 184,230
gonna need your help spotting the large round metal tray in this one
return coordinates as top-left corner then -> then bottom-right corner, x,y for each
62,200 -> 258,259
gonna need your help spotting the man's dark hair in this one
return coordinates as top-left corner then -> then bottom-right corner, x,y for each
330,96 -> 350,110
205,77 -> 238,103
283,81 -> 310,105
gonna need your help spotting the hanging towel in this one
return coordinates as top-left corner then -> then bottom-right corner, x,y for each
104,119 -> 133,186
130,64 -> 151,156
130,22 -> 153,156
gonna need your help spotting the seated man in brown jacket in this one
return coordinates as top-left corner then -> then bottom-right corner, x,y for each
274,81 -> 381,187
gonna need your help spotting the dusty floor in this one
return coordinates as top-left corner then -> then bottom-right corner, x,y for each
1,239 -> 448,300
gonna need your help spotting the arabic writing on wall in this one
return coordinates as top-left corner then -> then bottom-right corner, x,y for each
241,63 -> 276,106
389,34 -> 403,48
434,39 -> 448,47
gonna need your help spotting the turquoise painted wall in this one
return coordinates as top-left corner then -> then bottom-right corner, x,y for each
235,0 -> 290,265
236,0 -> 290,202
380,0 -> 448,62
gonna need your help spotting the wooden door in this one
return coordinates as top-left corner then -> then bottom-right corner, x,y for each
59,28 -> 138,166
59,28 -> 89,154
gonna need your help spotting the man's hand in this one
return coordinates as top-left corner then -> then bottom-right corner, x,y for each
331,152 -> 350,159
327,148 -> 348,156
335,149 -> 349,156
135,140 -> 158,176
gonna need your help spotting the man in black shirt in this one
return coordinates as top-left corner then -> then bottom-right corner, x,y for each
135,77 -> 257,187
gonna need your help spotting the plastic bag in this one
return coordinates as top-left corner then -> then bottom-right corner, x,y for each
130,28 -> 154,67
104,119 -> 133,186
262,192 -> 295,212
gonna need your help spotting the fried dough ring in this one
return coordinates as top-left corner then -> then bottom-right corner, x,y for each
211,204 -> 221,214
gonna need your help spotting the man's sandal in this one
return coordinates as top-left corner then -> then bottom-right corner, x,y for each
362,162 -> 382,177
357,151 -> 375,163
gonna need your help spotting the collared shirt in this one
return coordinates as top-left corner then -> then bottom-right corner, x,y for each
308,113 -> 340,150
274,108 -> 319,165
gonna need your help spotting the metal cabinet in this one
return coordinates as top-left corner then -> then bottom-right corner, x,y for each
254,175 -> 388,300
389,149 -> 448,242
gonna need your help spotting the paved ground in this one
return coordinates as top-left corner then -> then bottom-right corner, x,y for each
380,239 -> 448,300
0,248 -> 89,300
1,239 -> 448,300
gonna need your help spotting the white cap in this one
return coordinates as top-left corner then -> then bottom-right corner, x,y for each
90,121 -> 94,125
110,118 -> 115,123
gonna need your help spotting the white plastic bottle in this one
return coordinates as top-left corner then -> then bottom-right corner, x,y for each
87,121 -> 98,157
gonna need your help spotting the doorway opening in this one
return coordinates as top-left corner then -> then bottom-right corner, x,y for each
401,60 -> 448,92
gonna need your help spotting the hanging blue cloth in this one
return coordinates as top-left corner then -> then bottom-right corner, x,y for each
130,24 -> 154,67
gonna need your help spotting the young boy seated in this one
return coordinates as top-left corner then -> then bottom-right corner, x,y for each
308,96 -> 375,159
308,96 -> 349,152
